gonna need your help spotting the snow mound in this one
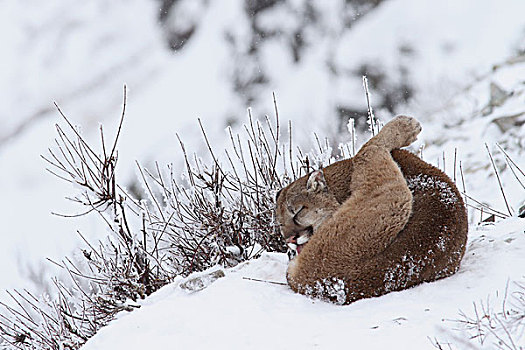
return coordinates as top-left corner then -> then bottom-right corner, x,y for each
83,218 -> 525,349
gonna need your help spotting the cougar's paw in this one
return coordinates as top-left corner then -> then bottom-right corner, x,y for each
378,115 -> 422,149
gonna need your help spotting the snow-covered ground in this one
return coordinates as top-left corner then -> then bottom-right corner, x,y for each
82,218 -> 525,349
1,0 -> 525,347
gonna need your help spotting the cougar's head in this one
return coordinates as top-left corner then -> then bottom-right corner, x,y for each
275,170 -> 339,257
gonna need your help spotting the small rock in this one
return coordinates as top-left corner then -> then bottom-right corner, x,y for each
482,82 -> 512,116
491,111 -> 525,132
179,269 -> 226,292
490,82 -> 509,107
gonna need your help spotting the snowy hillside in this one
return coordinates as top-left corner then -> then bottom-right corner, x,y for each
82,218 -> 525,349
0,0 -> 168,291
418,56 -> 525,220
2,0 -> 524,293
1,0 -> 525,348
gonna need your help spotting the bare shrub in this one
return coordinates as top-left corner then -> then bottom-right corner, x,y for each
0,88 -> 339,348
432,280 -> 525,350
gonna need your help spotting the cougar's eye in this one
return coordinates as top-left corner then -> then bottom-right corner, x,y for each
292,206 -> 306,225
287,205 -> 301,215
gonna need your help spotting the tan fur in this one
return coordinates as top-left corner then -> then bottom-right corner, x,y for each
276,116 -> 468,304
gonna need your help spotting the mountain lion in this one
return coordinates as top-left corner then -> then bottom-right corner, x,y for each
276,115 -> 468,304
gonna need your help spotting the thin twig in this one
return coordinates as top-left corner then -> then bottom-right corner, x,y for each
363,75 -> 376,136
242,277 -> 287,286
485,143 -> 513,216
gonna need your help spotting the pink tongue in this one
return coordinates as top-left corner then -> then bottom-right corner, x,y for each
297,245 -> 303,254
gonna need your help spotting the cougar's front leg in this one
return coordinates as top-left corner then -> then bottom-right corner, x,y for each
332,116 -> 422,258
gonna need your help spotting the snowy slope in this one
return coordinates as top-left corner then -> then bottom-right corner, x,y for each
0,0 -> 168,291
1,0 -> 524,293
82,218 -> 525,349
0,0 -> 524,347
418,58 -> 525,220
0,0 -> 165,145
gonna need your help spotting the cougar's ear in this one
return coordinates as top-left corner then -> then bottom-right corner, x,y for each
307,169 -> 327,193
